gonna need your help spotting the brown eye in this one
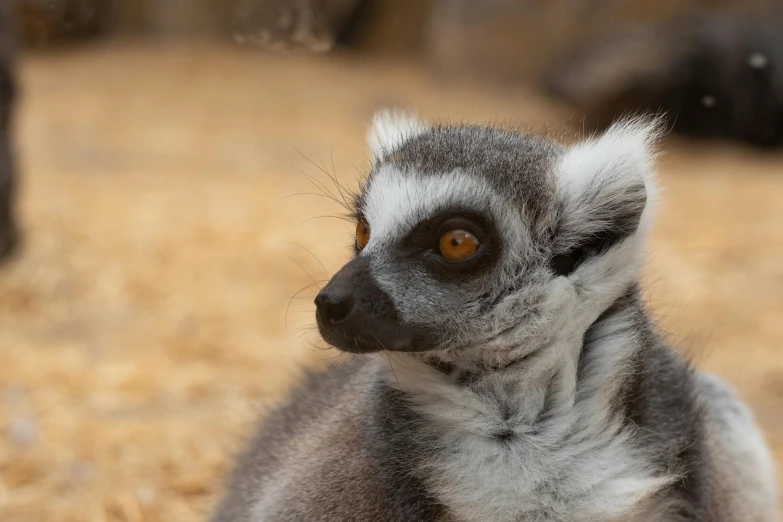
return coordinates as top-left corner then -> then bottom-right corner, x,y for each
356,220 -> 371,250
439,229 -> 479,261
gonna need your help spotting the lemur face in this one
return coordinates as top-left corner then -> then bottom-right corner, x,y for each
316,112 -> 659,366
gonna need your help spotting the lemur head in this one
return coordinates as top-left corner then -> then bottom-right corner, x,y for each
315,111 -> 660,368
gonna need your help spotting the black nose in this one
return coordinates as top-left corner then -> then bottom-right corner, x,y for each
315,290 -> 355,325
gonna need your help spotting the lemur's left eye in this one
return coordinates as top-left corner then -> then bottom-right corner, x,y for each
356,220 -> 371,250
439,230 -> 479,261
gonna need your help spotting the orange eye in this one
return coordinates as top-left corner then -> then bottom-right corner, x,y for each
356,220 -> 371,250
439,229 -> 479,261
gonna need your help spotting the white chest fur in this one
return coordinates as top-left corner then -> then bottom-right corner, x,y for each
383,354 -> 672,522
424,414 -> 667,522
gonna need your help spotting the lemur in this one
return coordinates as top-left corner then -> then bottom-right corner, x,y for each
212,112 -> 779,522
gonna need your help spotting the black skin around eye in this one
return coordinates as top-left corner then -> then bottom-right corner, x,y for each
404,210 -> 500,281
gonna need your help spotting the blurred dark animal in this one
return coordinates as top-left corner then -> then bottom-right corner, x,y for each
547,12 -> 783,147
0,3 -> 19,261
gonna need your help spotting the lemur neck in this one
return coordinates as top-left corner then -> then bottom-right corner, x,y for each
382,288 -> 648,431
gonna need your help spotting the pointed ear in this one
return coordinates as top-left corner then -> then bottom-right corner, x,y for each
367,109 -> 426,158
553,117 -> 662,264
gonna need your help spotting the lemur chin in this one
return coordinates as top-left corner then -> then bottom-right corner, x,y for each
212,111 -> 779,522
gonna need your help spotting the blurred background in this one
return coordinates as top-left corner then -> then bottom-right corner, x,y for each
0,0 -> 781,520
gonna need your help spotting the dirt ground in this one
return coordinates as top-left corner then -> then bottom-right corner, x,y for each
0,42 -> 781,521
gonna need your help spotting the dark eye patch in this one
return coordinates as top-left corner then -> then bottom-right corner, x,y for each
401,207 -> 500,280
405,209 -> 489,252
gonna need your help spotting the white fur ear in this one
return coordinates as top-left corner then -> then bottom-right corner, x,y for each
557,117 -> 662,242
367,109 -> 427,159
559,117 -> 662,199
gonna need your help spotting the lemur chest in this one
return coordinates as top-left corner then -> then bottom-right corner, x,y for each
420,413 -> 669,522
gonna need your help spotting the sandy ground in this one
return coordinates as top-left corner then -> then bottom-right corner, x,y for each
0,42 -> 781,521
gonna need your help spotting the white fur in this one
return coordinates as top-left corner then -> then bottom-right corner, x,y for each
366,109 -> 427,159
558,118 -> 660,196
554,118 -> 661,286
383,310 -> 673,522
361,165 -> 530,254
558,117 -> 661,238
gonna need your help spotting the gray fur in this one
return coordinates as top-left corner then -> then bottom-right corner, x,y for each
212,358 -> 444,521
213,114 -> 778,521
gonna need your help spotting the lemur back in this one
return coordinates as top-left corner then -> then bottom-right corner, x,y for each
212,113 -> 778,522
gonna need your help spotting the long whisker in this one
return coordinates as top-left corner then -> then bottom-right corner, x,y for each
292,167 -> 352,213
281,242 -> 329,280
288,215 -> 354,231
280,192 -> 348,204
294,324 -> 318,333
290,144 -> 347,203
327,351 -> 345,372
329,143 -> 353,210
303,333 -> 332,352
285,280 -> 328,327
384,352 -> 402,390
292,143 -> 335,182
318,149 -> 354,211
290,257 -> 322,290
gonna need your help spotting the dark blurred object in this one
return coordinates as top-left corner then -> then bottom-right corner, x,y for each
228,0 -> 368,51
547,11 -> 783,147
0,3 -> 19,261
425,0 -> 567,82
10,0 -> 378,50
14,0 -> 113,46
423,0 -> 698,84
335,0 -> 430,55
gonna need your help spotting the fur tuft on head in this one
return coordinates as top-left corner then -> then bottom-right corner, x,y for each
367,109 -> 427,159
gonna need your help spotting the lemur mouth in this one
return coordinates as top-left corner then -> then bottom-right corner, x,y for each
314,257 -> 433,354
316,322 -> 426,354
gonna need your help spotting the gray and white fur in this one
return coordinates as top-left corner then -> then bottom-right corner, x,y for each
212,111 -> 779,522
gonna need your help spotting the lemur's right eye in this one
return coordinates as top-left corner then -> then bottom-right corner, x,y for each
356,220 -> 371,250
